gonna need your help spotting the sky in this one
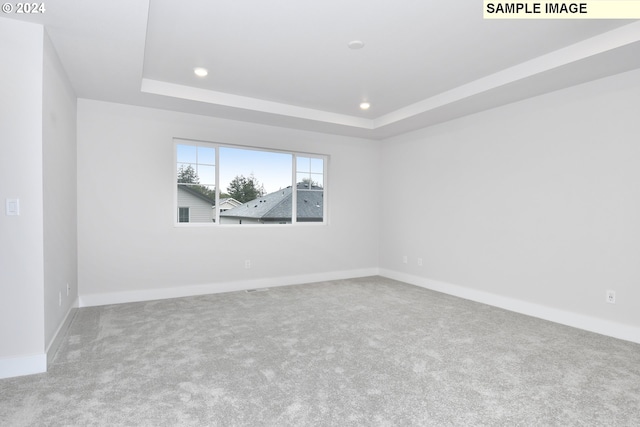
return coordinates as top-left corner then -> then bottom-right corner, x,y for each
219,146 -> 292,193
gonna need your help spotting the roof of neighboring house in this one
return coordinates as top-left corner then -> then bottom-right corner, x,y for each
178,187 -> 244,209
219,198 -> 242,208
178,185 -> 215,205
220,184 -> 323,221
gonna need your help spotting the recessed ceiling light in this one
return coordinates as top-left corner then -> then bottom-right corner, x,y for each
193,67 -> 208,77
348,40 -> 365,50
360,102 -> 371,110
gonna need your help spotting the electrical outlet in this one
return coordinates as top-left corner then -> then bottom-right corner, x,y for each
5,198 -> 20,215
402,255 -> 408,264
606,290 -> 616,304
245,260 -> 251,269
66,283 -> 70,296
417,258 -> 423,266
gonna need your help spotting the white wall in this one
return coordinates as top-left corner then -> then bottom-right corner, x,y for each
380,68 -> 640,342
0,18 -> 46,376
77,100 -> 380,305
43,31 -> 78,354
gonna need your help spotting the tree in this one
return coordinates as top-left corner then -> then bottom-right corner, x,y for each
299,177 -> 322,189
227,174 -> 265,203
178,165 -> 199,184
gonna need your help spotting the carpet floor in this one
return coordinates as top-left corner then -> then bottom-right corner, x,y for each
1,276 -> 639,426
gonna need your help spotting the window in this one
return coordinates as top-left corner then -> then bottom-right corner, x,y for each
178,207 -> 190,223
175,139 -> 327,226
176,143 -> 216,223
296,156 -> 324,223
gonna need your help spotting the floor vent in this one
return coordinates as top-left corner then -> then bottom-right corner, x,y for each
245,288 -> 270,293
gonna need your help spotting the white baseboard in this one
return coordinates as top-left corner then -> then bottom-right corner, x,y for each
380,269 -> 640,345
46,301 -> 78,365
0,353 -> 47,380
79,268 -> 380,308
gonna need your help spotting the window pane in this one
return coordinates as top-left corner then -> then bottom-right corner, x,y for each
310,158 -> 323,174
177,185 -> 214,223
296,156 -> 310,172
198,165 -> 215,185
296,172 -> 309,188
178,164 -> 202,184
177,144 -> 196,164
310,173 -> 323,188
219,147 -> 292,225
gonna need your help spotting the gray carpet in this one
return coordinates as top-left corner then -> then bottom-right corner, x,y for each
1,276 -> 639,426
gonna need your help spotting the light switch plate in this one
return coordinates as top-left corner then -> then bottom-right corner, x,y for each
6,199 -> 19,216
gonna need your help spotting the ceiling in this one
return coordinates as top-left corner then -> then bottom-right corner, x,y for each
8,1 -> 640,139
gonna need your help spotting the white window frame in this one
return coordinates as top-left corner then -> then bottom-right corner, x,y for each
174,138 -> 328,227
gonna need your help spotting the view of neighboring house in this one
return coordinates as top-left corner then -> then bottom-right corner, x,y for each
219,197 -> 242,213
220,183 -> 323,224
177,185 -> 242,223
177,185 -> 215,222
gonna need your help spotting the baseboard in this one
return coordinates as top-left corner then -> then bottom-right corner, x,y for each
0,353 -> 47,380
46,301 -> 79,365
78,268 -> 380,308
379,269 -> 640,345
